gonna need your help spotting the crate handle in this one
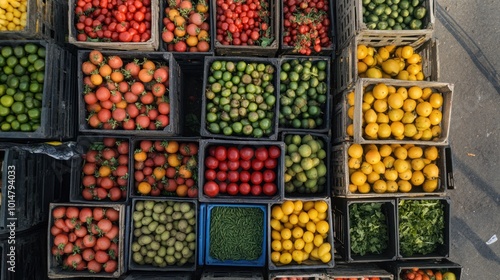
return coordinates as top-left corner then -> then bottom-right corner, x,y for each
445,147 -> 455,190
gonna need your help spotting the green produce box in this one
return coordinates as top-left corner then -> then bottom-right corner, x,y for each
333,198 -> 397,263
0,40 -> 76,140
396,197 -> 450,260
47,203 -> 127,278
336,0 -> 435,50
326,264 -> 394,279
128,198 -> 198,272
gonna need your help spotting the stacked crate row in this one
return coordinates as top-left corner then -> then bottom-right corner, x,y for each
0,0 -> 75,279
332,0 -> 461,279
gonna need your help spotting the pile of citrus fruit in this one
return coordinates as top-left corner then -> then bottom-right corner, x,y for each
270,200 -> 332,266
357,44 -> 426,81
347,143 -> 441,194
345,82 -> 444,141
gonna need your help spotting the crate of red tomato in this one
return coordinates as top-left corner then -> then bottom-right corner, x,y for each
212,0 -> 279,57
47,204 -> 126,278
77,50 -> 182,135
198,139 -> 285,203
279,0 -> 336,56
69,136 -> 131,204
160,0 -> 215,63
130,138 -> 200,199
68,0 -> 159,51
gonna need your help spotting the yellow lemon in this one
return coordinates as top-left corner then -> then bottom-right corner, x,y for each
303,231 -> 315,243
281,228 -> 292,240
316,220 -> 329,234
272,206 -> 284,220
279,252 -> 292,265
372,83 -> 389,99
348,143 -> 364,159
307,208 -> 319,220
357,44 -> 368,60
282,239 -> 293,251
272,240 -> 282,251
298,212 -> 310,224
271,219 -> 282,231
281,201 -> 295,215
271,251 -> 281,263
313,234 -> 324,247
294,239 -> 305,250
304,242 -> 314,253
314,201 -> 328,213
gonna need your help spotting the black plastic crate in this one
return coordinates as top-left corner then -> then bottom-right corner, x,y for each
159,0 -> 215,62
326,264 -> 394,279
278,57 -> 332,133
0,146 -> 67,236
269,270 -> 326,280
122,271 -> 193,279
201,269 -> 264,280
333,198 -> 397,263
280,132 -> 331,199
69,136 -> 132,204
0,40 -> 76,140
47,203 -> 127,279
0,0 -> 67,43
279,0 -> 336,56
396,197 -> 450,260
129,137 -> 200,199
77,51 -> 182,136
383,259 -> 462,280
0,225 -> 48,280
200,56 -> 281,141
128,198 -> 198,272
212,0 -> 279,57
179,67 -> 203,137
268,198 -> 335,270
198,139 -> 285,203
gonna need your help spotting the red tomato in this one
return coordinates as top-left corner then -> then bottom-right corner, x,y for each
218,181 -> 227,193
239,170 -> 251,183
205,169 -> 217,181
239,147 -> 254,160
66,207 -> 80,219
268,145 -> 281,159
216,170 -> 227,182
255,147 -> 269,161
218,161 -> 228,172
250,171 -> 263,185
263,170 -> 276,183
227,147 -> 239,161
263,182 -> 277,196
239,183 -> 251,195
251,159 -> 264,171
52,207 -> 66,219
227,160 -> 239,171
240,159 -> 251,170
264,158 -> 278,169
226,183 -> 239,195
93,207 -> 105,221
214,146 -> 227,161
227,171 -> 239,183
203,181 -> 219,197
251,184 -> 262,196
205,156 -> 219,169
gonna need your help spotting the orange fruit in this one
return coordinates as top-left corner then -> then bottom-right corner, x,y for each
388,93 -> 405,109
365,149 -> 381,164
137,182 -> 152,195
416,102 -> 433,117
348,144 -> 364,159
351,171 -> 367,186
372,83 -> 389,99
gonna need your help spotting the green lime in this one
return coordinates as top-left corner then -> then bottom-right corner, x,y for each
13,46 -> 25,58
0,95 -> 14,107
24,44 -> 38,54
20,123 -> 32,131
11,102 -> 25,114
10,120 -> 20,130
1,46 -> 13,58
1,122 -> 11,131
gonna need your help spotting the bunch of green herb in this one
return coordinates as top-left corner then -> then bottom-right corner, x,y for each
349,202 -> 389,256
398,199 -> 445,256
209,206 -> 264,261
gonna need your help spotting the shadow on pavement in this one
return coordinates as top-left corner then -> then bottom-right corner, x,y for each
436,2 -> 500,94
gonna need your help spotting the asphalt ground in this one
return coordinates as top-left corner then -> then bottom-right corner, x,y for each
433,0 -> 500,279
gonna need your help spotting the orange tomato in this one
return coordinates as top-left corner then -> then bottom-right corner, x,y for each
137,182 -> 151,195
98,165 -> 111,177
178,165 -> 192,178
115,100 -> 127,109
165,141 -> 179,153
138,68 -> 153,83
167,154 -> 181,167
153,167 -> 166,180
134,151 -> 147,162
174,27 -> 186,37
99,64 -> 112,77
176,184 -> 188,197
142,60 -> 156,71
198,30 -> 209,41
90,74 -> 103,86
186,36 -> 198,47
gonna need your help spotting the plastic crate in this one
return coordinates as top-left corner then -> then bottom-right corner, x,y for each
179,67 -> 203,136
0,146 -> 67,236
326,264 -> 394,279
333,78 -> 453,145
203,203 -> 267,267
396,197 -> 450,260
331,143 -> 454,198
0,0 -> 67,43
279,0 -> 335,56
129,137 -> 200,199
212,0 -> 279,57
269,270 -> 326,280
280,132 -> 331,199
335,0 -> 435,50
128,198 -> 198,272
69,136 -> 132,204
77,51 -> 181,136
386,259 -> 462,280
201,270 -> 264,280
268,198 -> 335,270
0,40 -> 76,140
47,203 -> 127,279
0,225 -> 48,280
67,0 -> 159,51
200,56 -> 281,141
198,139 -> 285,203
159,0 -> 215,63
335,38 -> 439,94
122,272 -> 193,279
278,57 -> 332,133
333,198 -> 397,263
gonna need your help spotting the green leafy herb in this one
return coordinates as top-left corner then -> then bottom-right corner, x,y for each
349,202 -> 389,256
398,199 -> 445,256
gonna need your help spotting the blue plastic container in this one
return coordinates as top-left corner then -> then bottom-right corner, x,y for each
203,203 -> 267,267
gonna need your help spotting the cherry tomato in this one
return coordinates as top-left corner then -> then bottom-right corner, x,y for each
255,147 -> 269,161
263,182 -> 277,196
205,156 -> 219,169
203,181 -> 219,197
239,183 -> 251,195
227,147 -> 240,161
227,183 -> 239,195
214,146 -> 227,161
205,169 -> 217,181
227,171 -> 239,183
239,147 -> 254,160
251,184 -> 262,196
263,169 -> 276,183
